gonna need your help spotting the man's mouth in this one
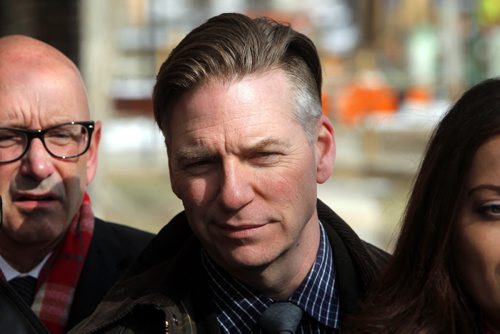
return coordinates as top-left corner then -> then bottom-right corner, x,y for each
11,193 -> 60,209
214,222 -> 269,239
219,224 -> 265,231
14,194 -> 57,202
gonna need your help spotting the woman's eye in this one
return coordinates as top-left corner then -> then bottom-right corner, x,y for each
477,203 -> 500,217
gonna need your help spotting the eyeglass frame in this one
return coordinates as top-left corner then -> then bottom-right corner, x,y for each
0,121 -> 95,163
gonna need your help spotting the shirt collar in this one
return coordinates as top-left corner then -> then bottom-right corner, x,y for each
290,222 -> 339,328
0,253 -> 51,281
202,222 -> 339,332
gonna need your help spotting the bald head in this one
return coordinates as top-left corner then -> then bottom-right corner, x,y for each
0,35 -> 89,120
0,35 -> 101,263
0,35 -> 76,68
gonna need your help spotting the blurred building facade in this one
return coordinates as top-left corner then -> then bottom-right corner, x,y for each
1,0 -> 500,250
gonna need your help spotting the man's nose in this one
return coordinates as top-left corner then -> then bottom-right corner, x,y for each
20,138 -> 55,180
219,160 -> 255,210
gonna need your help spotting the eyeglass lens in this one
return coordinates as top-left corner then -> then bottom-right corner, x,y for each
0,123 -> 91,162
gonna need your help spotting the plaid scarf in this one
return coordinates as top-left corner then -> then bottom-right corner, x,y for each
31,193 -> 95,334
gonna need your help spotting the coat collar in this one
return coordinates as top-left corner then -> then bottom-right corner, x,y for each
73,200 -> 388,333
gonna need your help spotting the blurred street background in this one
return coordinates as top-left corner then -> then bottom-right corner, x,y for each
1,0 -> 499,251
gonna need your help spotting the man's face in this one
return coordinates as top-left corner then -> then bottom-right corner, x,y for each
0,64 -> 100,247
168,70 -> 335,276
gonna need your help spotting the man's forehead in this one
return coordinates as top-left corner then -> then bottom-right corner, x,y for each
0,37 -> 80,83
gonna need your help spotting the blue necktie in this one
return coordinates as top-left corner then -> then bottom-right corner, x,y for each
259,302 -> 303,333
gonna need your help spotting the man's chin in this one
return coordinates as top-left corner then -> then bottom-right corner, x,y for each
9,227 -> 60,245
3,216 -> 66,245
212,247 -> 275,271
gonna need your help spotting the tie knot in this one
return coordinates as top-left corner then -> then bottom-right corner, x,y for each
259,301 -> 303,334
8,276 -> 37,306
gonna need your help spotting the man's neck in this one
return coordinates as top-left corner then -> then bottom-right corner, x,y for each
0,252 -> 51,279
0,235 -> 57,273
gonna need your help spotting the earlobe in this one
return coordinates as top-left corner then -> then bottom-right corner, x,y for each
315,115 -> 335,184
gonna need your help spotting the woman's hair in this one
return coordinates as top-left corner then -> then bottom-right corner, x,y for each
152,12 -> 323,143
348,78 -> 500,333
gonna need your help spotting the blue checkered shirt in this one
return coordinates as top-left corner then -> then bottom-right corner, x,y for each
202,222 -> 340,333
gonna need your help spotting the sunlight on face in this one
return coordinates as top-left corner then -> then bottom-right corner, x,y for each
0,50 -> 97,247
167,70 -> 332,280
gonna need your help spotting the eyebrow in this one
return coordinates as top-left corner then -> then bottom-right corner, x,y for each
467,184 -> 500,196
247,138 -> 292,152
174,147 -> 214,163
173,138 -> 291,162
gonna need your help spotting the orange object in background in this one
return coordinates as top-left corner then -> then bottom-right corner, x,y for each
405,86 -> 432,104
322,93 -> 331,116
336,70 -> 399,126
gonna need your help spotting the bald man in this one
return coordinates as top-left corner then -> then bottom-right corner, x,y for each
0,35 -> 153,333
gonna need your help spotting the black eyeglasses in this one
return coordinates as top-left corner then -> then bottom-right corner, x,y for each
0,121 -> 95,163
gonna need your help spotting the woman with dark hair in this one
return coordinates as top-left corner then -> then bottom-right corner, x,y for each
348,78 -> 500,333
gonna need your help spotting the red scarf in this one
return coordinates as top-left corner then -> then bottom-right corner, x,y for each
32,193 -> 95,334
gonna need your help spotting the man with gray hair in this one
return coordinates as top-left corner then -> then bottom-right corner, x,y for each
72,12 -> 388,333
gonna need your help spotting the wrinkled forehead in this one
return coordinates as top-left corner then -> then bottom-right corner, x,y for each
0,50 -> 90,125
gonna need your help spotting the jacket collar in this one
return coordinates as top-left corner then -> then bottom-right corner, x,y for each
75,200 -> 386,332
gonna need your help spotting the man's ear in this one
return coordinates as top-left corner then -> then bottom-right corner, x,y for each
86,120 -> 101,185
315,115 -> 336,184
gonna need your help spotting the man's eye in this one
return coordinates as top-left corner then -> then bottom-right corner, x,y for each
47,130 -> 74,139
0,134 -> 23,147
182,159 -> 216,175
187,160 -> 211,167
251,152 -> 281,164
256,152 -> 276,157
0,135 -> 16,141
53,132 -> 72,138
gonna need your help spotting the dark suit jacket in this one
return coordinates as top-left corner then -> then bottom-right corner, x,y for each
65,218 -> 154,331
0,279 -> 49,333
